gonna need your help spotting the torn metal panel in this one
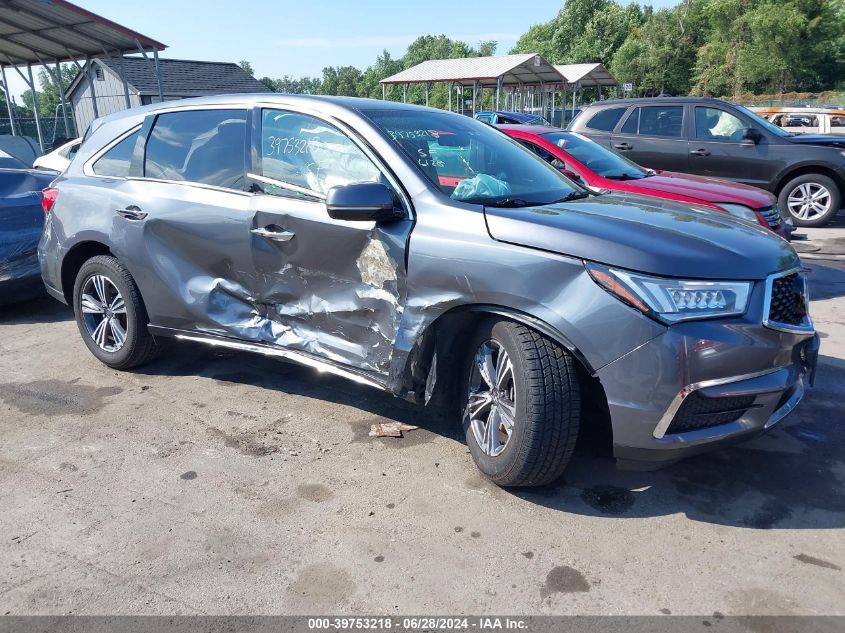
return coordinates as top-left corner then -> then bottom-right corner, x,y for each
122,176 -> 410,376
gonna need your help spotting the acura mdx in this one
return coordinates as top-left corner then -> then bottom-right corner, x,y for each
38,95 -> 819,486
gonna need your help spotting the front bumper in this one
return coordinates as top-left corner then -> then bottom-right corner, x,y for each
596,286 -> 819,469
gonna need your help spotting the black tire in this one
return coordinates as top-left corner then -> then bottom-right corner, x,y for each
460,318 -> 580,487
778,174 -> 841,227
72,255 -> 159,369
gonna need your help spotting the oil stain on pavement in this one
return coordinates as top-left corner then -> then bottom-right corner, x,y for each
0,379 -> 121,416
540,565 -> 590,598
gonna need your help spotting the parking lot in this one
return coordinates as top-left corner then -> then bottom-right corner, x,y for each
1,221 -> 843,616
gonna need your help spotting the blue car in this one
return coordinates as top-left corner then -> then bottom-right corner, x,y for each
0,161 -> 57,305
475,111 -> 551,126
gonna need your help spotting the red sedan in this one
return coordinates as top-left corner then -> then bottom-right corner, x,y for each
499,125 -> 790,238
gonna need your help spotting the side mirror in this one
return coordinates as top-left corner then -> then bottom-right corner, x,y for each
742,127 -> 763,144
325,182 -> 403,222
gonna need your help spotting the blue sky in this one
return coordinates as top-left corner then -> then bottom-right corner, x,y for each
7,0 -> 679,100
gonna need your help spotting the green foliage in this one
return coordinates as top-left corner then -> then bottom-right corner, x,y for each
11,0 -> 845,113
238,60 -> 255,76
260,75 -> 322,94
19,64 -> 78,118
302,35 -> 498,108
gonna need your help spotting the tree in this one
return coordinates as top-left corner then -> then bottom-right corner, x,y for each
611,0 -> 706,96
511,21 -> 558,60
319,66 -> 363,96
20,64 -> 78,118
252,1 -> 845,106
239,60 -> 255,76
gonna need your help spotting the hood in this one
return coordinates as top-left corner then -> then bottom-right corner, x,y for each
638,172 -> 774,208
484,193 -> 798,280
785,134 -> 845,148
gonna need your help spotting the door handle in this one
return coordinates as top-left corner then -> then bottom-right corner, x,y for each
250,226 -> 295,242
689,148 -> 711,157
115,205 -> 147,220
613,142 -> 632,150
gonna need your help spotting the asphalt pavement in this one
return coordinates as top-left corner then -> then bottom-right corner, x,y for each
1,220 -> 843,616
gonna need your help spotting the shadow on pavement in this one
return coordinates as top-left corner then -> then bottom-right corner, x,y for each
0,294 -> 72,325
136,337 -> 845,531
516,353 -> 845,530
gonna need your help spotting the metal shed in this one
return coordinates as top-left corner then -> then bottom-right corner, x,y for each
64,57 -> 271,133
0,0 -> 166,151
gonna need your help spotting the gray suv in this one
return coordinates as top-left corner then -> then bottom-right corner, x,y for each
569,97 -> 845,227
38,95 -> 819,486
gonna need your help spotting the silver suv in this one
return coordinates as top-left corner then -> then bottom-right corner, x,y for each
38,95 -> 819,486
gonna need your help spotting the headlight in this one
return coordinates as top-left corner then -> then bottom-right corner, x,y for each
587,263 -> 752,324
717,203 -> 760,222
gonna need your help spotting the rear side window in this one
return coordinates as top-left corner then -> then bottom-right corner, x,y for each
92,130 -> 139,177
620,106 -> 683,137
144,109 -> 247,189
585,107 -> 626,131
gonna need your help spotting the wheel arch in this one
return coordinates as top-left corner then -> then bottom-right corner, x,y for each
400,303 -> 602,407
60,240 -> 112,304
774,164 -> 845,197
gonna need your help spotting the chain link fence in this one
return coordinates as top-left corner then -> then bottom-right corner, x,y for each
0,116 -> 78,150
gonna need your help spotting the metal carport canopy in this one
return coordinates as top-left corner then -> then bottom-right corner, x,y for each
380,53 -> 566,87
0,0 -> 165,64
554,63 -> 618,87
0,0 -> 166,150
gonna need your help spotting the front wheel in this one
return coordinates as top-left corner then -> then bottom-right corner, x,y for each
72,255 -> 159,369
461,319 -> 581,487
779,174 -> 841,227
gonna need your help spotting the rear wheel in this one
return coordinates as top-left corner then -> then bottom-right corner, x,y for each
461,318 -> 581,487
779,174 -> 841,227
72,255 -> 159,369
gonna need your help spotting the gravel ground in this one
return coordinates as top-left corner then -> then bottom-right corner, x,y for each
1,222 -> 843,616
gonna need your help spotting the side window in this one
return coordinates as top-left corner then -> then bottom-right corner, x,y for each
476,114 -> 493,124
694,107 -> 745,141
260,109 -> 382,198
585,107 -> 627,132
144,109 -> 247,189
620,108 -> 639,134
92,129 -> 140,177
832,116 -> 845,128
638,106 -> 683,137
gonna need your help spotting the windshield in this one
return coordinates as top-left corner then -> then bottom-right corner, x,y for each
365,109 -> 579,206
733,104 -> 790,138
523,114 -> 551,126
541,131 -> 649,179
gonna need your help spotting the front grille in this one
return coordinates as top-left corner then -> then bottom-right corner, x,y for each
767,272 -> 809,327
667,392 -> 756,434
757,205 -> 781,228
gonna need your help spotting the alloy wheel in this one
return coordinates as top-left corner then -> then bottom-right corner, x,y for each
80,274 -> 128,352
467,339 -> 517,457
787,182 -> 832,221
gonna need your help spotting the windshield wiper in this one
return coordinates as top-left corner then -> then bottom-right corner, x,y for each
548,191 -> 590,203
481,198 -> 536,208
605,173 -> 646,181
